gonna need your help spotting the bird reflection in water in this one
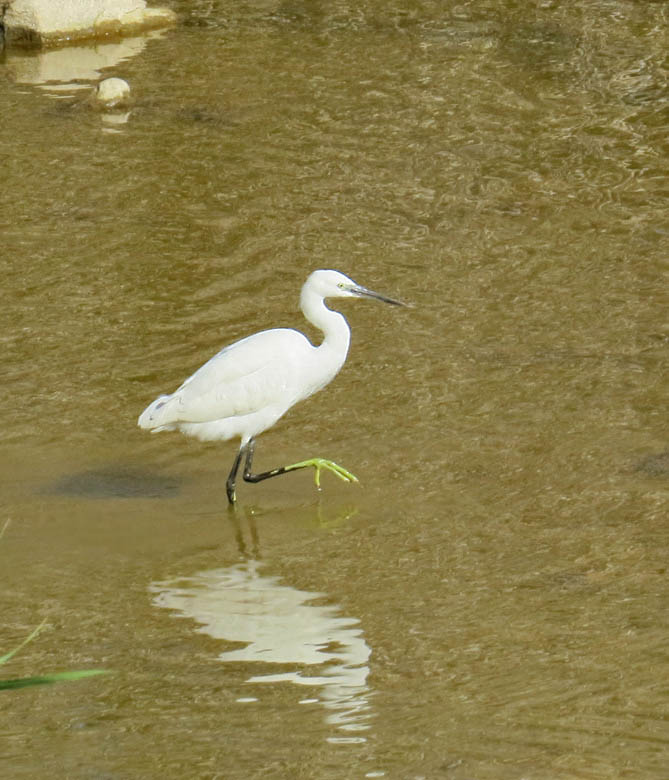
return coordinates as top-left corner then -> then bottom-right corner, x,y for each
150,511 -> 372,742
227,501 -> 359,559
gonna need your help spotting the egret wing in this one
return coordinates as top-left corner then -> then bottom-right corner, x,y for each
167,328 -> 312,423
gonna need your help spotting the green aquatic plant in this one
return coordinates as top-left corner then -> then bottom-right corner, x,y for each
1,520 -> 111,691
1,619 -> 110,691
0,518 -> 10,542
0,619 -> 47,667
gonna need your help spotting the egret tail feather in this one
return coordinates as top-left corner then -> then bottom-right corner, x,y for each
137,393 -> 179,430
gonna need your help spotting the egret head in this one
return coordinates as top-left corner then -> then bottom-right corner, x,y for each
306,269 -> 405,306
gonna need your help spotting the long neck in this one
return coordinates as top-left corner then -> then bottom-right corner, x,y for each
300,285 -> 351,362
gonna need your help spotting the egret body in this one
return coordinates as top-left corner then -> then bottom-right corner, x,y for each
138,269 -> 403,503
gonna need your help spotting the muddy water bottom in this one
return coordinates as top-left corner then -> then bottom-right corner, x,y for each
3,411 -> 669,778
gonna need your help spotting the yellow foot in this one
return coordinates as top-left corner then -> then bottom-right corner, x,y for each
285,458 -> 359,489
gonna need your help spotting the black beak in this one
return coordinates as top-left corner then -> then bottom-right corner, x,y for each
351,285 -> 408,307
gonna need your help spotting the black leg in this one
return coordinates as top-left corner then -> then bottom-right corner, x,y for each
226,445 -> 246,504
228,437 -> 358,502
242,437 -> 290,484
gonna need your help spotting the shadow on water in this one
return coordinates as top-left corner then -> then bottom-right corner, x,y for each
41,465 -> 182,499
150,504 -> 372,744
634,449 -> 669,478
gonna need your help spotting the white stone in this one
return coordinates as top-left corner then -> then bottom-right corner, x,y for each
3,0 -> 176,46
95,76 -> 130,107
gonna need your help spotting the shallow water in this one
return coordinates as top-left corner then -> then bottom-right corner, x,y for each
2,1 -> 668,777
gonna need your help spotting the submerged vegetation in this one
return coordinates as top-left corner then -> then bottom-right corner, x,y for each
1,520 -> 111,691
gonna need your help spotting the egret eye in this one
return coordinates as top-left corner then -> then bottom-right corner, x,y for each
337,283 -> 345,289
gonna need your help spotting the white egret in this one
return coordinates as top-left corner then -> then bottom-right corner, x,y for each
138,269 -> 405,504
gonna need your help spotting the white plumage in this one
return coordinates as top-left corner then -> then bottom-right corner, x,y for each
138,269 -> 404,503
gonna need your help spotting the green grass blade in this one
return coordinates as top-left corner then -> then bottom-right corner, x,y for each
0,669 -> 111,691
0,518 -> 10,542
0,619 -> 47,666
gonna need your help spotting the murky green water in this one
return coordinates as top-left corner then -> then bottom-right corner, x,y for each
2,1 -> 668,777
